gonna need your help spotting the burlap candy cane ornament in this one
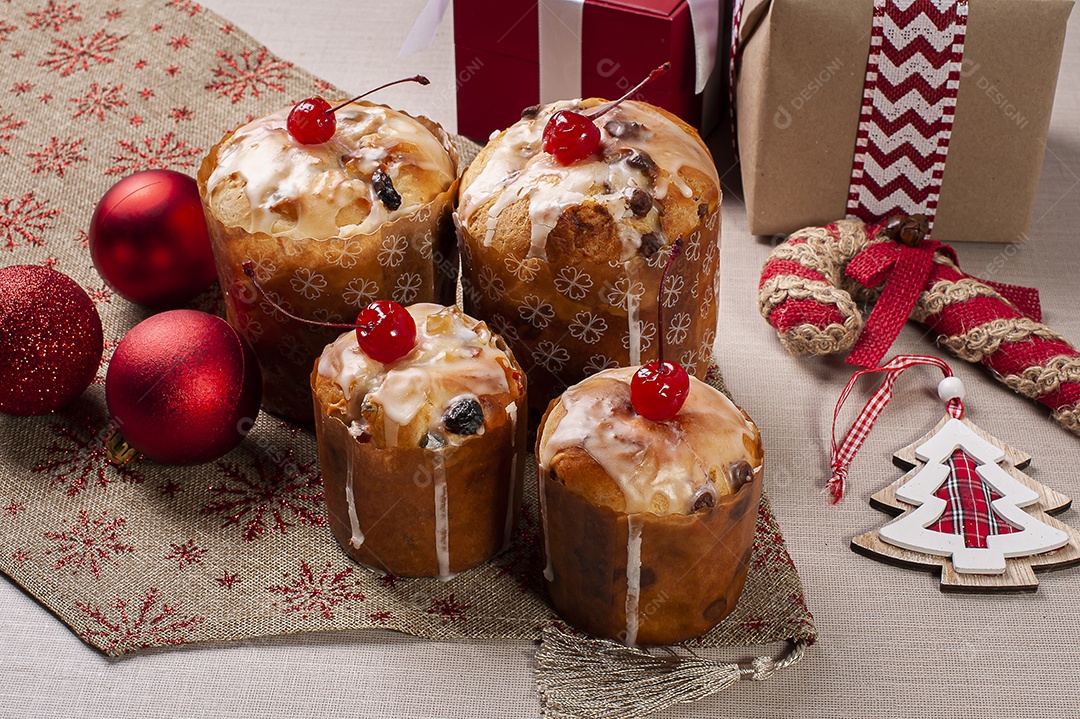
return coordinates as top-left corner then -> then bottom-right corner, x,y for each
758,215 -> 1080,436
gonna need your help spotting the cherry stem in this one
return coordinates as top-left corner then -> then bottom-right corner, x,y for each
241,261 -> 355,330
327,74 -> 430,115
587,62 -> 671,120
656,236 -> 683,367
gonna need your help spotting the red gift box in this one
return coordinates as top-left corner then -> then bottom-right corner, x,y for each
453,0 -> 712,141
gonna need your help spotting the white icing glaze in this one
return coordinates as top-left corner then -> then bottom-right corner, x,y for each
538,367 -> 759,516
206,102 -> 454,240
432,450 -> 451,579
344,440 -> 365,549
626,265 -> 642,366
317,304 -> 515,448
624,515 -> 643,646
501,401 -> 519,551
459,100 -> 719,262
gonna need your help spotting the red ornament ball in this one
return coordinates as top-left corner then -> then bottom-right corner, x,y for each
105,310 -> 261,464
89,169 -> 217,308
0,265 -> 103,416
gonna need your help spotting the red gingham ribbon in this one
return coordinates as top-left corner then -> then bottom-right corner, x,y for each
829,354 -> 964,503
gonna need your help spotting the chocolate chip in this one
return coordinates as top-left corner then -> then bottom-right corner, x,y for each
697,202 -> 709,218
604,119 -> 643,139
626,151 -> 658,179
639,232 -> 663,258
371,168 -> 402,211
728,460 -> 755,489
443,398 -> 484,435
692,490 -> 715,511
520,104 -> 541,119
629,188 -> 652,217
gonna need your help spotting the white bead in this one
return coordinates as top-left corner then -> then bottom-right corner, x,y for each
938,376 -> 966,403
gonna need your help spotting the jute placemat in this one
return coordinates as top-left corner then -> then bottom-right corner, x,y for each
0,1 -> 814,713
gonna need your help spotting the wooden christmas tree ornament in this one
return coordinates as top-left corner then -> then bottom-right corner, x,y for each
830,355 -> 1080,592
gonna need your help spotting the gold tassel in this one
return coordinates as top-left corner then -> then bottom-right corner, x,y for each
535,625 -> 807,719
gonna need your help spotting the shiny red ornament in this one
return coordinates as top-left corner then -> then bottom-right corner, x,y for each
105,310 -> 261,464
89,169 -> 217,308
356,300 -> 417,363
0,265 -> 103,416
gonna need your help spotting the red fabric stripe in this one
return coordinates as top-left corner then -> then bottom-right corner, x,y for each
770,299 -> 845,333
924,296 -> 1024,337
929,448 -> 1017,549
760,259 -> 828,288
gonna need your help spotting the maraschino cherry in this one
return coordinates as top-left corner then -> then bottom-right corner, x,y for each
241,262 -> 416,363
287,74 -> 430,145
630,238 -> 689,422
542,62 -> 670,165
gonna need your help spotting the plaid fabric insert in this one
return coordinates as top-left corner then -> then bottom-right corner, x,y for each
928,449 -> 1018,549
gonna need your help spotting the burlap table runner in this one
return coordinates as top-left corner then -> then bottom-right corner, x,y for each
0,0 -> 814,712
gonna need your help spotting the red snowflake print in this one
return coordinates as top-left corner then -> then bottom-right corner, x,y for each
277,420 -> 303,439
11,50 -> 24,59
148,23 -> 162,33
85,282 -> 112,303
203,451 -> 324,542
167,34 -> 190,50
378,572 -> 399,588
220,23 -> 235,34
3,500 -> 26,516
206,47 -> 291,104
104,132 -> 201,175
25,1 -> 82,32
157,478 -> 183,497
27,135 -> 88,177
216,571 -> 240,589
312,78 -> 333,93
368,610 -> 392,624
166,0 -> 202,17
163,64 -> 179,77
103,8 -> 123,21
13,549 -> 31,563
10,80 -> 32,94
78,588 -> 204,654
0,191 -> 60,250
428,594 -> 470,625
268,561 -> 365,620
0,20 -> 16,43
0,106 -> 26,155
72,228 -> 87,247
138,87 -> 153,99
40,255 -> 58,269
169,106 -> 192,123
494,501 -> 544,593
38,92 -> 53,103
165,539 -> 205,570
44,508 -> 134,578
70,82 -> 127,120
31,414 -> 144,497
129,114 -> 142,126
39,29 -> 125,77
132,58 -> 146,69
741,615 -> 768,635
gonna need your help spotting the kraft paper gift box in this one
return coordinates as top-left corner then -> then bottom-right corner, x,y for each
453,0 -> 722,141
734,0 -> 1073,242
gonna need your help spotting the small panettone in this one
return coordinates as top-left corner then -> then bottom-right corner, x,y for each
457,99 -> 721,425
312,303 -> 527,578
536,367 -> 762,646
198,101 -> 460,421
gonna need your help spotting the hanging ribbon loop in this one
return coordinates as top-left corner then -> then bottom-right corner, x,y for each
829,354 -> 964,503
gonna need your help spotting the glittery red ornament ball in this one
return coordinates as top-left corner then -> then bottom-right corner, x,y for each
105,310 -> 262,465
89,169 -> 217,308
0,265 -> 104,416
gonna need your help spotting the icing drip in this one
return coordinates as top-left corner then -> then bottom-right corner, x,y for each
624,515 -> 643,646
626,264 -> 642,366
206,102 -> 454,240
344,440 -> 365,549
432,450 -> 451,579
539,473 -> 554,582
538,367 -> 759,515
501,401 -> 519,551
318,304 -> 516,448
460,100 -> 718,261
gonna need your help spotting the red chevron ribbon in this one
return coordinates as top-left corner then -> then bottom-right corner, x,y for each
847,0 -> 969,228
